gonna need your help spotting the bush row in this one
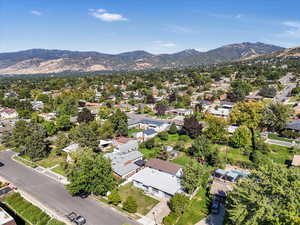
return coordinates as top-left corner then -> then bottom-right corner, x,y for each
4,192 -> 65,225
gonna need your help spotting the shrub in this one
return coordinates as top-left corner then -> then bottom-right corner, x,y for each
122,196 -> 138,213
169,193 -> 189,215
158,132 -> 169,141
168,123 -> 178,134
108,189 -> 121,206
163,212 -> 179,225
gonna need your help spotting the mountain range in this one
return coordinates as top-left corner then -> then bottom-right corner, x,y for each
0,42 -> 284,75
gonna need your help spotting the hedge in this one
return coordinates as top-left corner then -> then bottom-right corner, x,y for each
3,192 -> 65,225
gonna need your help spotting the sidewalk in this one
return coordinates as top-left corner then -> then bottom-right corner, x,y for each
12,153 -> 69,185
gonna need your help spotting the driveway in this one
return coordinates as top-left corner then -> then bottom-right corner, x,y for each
196,204 -> 225,225
0,150 -> 138,225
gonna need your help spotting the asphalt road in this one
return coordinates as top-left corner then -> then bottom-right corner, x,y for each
0,150 -> 138,225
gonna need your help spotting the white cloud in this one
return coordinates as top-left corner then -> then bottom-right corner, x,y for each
154,41 -> 176,48
281,21 -> 300,38
31,10 -> 42,16
235,14 -> 243,19
89,9 -> 127,22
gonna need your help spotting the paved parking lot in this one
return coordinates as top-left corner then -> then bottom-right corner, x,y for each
0,150 -> 138,225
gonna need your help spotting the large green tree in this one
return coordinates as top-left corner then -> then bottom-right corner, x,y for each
226,163 -> 300,225
67,151 -> 116,196
110,109 -> 128,136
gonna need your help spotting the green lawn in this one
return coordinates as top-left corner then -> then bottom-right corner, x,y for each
216,145 -> 251,164
118,183 -> 159,215
171,152 -> 192,167
36,151 -> 66,168
175,188 -> 209,225
268,133 -> 300,144
51,165 -> 67,176
139,147 -> 160,159
14,155 -> 38,168
268,144 -> 300,164
0,145 -> 5,151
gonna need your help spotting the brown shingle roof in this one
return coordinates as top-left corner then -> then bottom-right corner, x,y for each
145,158 -> 182,175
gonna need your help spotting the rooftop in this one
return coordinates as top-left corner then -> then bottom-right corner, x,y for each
0,207 -> 14,225
131,167 -> 182,195
286,120 -> 300,131
292,155 -> 300,166
146,158 -> 182,176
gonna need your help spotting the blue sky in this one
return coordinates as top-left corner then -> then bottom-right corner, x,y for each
1,0 -> 300,54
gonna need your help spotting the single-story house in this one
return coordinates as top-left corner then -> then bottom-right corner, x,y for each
128,119 -> 169,132
31,101 -> 44,111
220,101 -> 235,109
0,108 -> 18,119
134,129 -> 157,141
145,158 -> 183,178
62,143 -> 80,162
115,139 -> 139,152
106,150 -> 143,179
291,155 -> 300,167
99,140 -> 113,151
208,108 -> 230,118
131,167 -> 183,198
167,108 -> 193,116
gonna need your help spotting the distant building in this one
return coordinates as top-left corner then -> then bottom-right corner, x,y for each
0,207 -> 16,225
286,120 -> 300,133
0,108 -> 18,120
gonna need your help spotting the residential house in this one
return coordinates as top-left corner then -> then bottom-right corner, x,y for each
4,92 -> 17,99
0,207 -> 17,225
134,129 -> 157,142
167,108 -> 193,116
208,107 -> 230,118
99,140 -> 113,151
145,158 -> 183,178
39,112 -> 56,121
62,143 -> 80,162
31,101 -> 44,111
131,167 -> 183,198
128,119 -> 169,133
0,108 -> 18,120
106,142 -> 143,179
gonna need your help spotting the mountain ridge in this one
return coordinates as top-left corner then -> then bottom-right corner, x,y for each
0,42 -> 284,75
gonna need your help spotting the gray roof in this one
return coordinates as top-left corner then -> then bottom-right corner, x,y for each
286,120 -> 300,131
106,150 -> 143,177
128,118 -> 141,126
144,129 -> 157,136
141,119 -> 166,126
117,140 -> 139,152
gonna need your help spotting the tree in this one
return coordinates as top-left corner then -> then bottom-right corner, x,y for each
182,115 -> 202,138
226,163 -> 300,225
259,86 -> 277,98
24,123 -> 49,161
98,106 -> 112,120
169,193 -> 189,215
99,120 -> 114,139
77,108 -> 95,123
110,109 -> 128,136
228,80 -> 252,102
204,116 -> 228,144
67,151 -> 116,196
230,126 -> 252,150
69,123 -> 99,150
168,92 -> 177,103
261,103 -> 293,132
42,121 -> 57,136
181,159 -> 209,194
168,123 -> 178,134
108,189 -> 121,206
16,100 -> 33,119
56,115 -> 72,131
55,132 -> 70,151
122,196 -> 138,213
146,94 -> 155,104
158,131 -> 169,141
158,149 -> 168,160
188,135 -> 211,159
230,101 -> 265,150
155,103 -> 168,116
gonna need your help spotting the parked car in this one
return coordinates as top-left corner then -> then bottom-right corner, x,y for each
211,199 -> 220,214
66,212 -> 86,225
0,162 -> 4,167
78,191 -> 89,199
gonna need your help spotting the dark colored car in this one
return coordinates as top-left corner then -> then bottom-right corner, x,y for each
211,199 -> 220,214
78,191 -> 89,199
0,162 -> 4,167
66,212 -> 86,225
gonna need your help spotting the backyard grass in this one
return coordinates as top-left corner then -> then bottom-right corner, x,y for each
268,144 -> 300,164
175,188 -> 209,225
171,152 -> 192,167
139,147 -> 160,159
118,183 -> 159,215
216,145 -> 251,164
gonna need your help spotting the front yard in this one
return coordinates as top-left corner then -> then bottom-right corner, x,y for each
118,183 -> 159,215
